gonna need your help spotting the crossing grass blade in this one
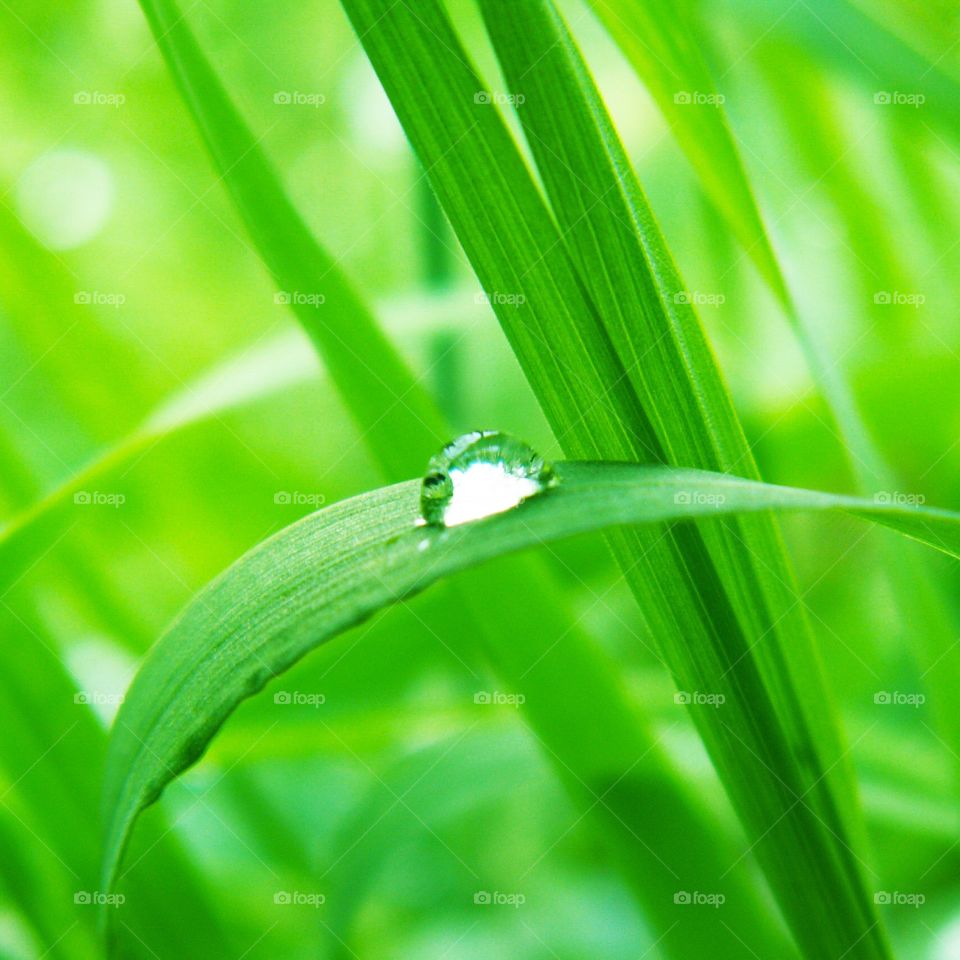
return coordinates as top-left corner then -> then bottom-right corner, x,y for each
101,460 -> 960,902
753,41 -> 960,768
588,0 -> 895,493
337,1 -> 891,955
617,0 -> 960,795
721,0 -> 960,143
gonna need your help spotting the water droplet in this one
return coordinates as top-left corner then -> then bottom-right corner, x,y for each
418,431 -> 558,527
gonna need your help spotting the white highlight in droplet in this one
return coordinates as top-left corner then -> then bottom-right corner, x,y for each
441,461 -> 542,527
15,149 -> 114,250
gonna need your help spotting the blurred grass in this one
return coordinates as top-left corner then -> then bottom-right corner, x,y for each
1,0 -> 960,957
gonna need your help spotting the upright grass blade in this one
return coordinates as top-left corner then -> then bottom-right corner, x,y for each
136,0 -> 447,479
588,0 -> 900,496
761,50 -> 907,332
335,2 -> 890,955
100,461 -> 960,904
122,6 -> 795,954
509,0 -> 960,836
583,0 -> 895,492
584,0 -> 791,305
476,0 -> 863,816
756,44 -> 960,768
590,0 -> 928,492
601,0 -> 960,805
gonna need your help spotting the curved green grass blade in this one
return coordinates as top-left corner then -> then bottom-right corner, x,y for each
102,460 -> 960,898
7,338 -> 787,960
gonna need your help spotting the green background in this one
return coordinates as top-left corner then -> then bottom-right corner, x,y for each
1,0 -> 958,957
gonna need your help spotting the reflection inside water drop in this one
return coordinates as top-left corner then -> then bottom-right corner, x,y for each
418,431 -> 558,528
